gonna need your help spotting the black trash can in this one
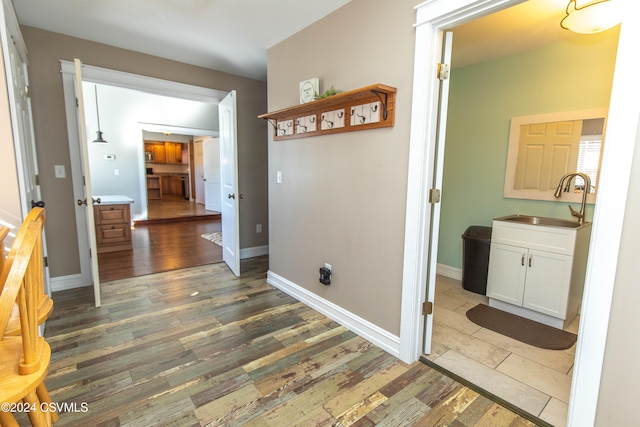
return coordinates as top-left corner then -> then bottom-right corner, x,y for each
461,226 -> 492,295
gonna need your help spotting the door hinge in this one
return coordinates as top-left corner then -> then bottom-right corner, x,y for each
44,256 -> 48,267
89,248 -> 92,258
429,189 -> 441,204
437,63 -> 450,80
76,97 -> 79,108
35,174 -> 40,185
25,85 -> 30,98
422,301 -> 433,315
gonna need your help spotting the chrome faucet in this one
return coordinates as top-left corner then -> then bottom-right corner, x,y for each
554,172 -> 591,225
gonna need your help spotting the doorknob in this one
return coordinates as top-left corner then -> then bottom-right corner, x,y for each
228,193 -> 235,199
78,197 -> 102,206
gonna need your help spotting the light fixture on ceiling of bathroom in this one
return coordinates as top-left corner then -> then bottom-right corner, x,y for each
560,0 -> 622,34
92,85 -> 108,143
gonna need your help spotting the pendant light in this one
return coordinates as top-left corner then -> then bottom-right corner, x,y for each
92,85 -> 108,143
560,0 -> 622,34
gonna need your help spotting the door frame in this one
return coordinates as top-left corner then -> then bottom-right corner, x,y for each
400,1 -> 639,426
60,60 -> 229,285
138,123 -> 218,220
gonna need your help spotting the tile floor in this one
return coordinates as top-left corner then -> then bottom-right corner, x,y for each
425,274 -> 579,427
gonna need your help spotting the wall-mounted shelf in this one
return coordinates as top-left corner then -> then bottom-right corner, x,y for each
259,84 -> 396,140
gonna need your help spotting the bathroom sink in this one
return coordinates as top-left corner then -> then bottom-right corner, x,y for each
495,214 -> 588,229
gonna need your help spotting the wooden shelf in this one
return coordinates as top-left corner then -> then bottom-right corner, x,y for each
258,84 -> 396,140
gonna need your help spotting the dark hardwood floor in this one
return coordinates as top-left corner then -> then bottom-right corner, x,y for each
43,256 -> 539,426
98,197 -> 222,282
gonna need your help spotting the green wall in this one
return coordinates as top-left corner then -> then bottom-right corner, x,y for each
438,29 -> 619,269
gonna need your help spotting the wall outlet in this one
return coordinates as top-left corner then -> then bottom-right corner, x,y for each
256,224 -> 262,233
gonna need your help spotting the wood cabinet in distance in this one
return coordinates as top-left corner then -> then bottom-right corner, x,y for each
146,175 -> 162,199
94,203 -> 132,253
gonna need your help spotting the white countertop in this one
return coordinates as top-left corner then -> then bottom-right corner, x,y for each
94,195 -> 134,205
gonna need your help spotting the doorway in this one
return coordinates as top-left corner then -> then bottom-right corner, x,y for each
61,61 -> 239,289
401,1 -> 638,427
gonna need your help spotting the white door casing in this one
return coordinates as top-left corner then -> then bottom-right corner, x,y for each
73,59 -> 101,307
219,91 -> 240,276
203,137 -> 221,212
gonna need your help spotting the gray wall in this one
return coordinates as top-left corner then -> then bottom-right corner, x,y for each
21,26 -> 268,278
267,0 -> 417,335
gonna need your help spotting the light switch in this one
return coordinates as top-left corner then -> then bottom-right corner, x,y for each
54,165 -> 66,178
114,169 -> 119,176
276,171 -> 282,183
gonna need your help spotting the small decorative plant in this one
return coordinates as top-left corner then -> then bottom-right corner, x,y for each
314,86 -> 342,100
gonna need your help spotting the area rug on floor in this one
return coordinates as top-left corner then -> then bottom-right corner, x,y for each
466,304 -> 577,350
201,232 -> 222,246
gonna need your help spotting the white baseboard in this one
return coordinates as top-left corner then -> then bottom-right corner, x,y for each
436,263 -> 462,281
50,274 -> 89,292
266,270 -> 400,358
240,245 -> 269,259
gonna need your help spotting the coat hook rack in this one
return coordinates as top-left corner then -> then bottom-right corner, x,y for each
258,84 -> 396,141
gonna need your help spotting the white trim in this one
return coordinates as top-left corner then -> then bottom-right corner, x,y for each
60,61 -> 227,104
240,245 -> 269,259
267,271 -> 400,358
50,274 -> 87,292
436,263 -> 462,281
403,1 -> 639,426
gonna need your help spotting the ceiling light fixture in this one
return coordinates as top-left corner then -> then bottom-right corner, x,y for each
92,86 -> 108,143
560,0 -> 622,34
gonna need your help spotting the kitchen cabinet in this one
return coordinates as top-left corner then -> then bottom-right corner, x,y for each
160,175 -> 186,196
163,142 -> 183,164
486,218 -> 591,329
93,199 -> 133,253
144,142 -> 166,164
145,141 -> 183,164
146,175 -> 162,199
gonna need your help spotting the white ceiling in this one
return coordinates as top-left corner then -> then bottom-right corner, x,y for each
13,0 -> 578,81
13,0 -> 353,81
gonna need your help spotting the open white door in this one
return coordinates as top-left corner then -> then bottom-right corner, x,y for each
423,32 -> 453,354
0,3 -> 51,305
219,91 -> 240,276
203,137 -> 221,212
73,58 -> 101,307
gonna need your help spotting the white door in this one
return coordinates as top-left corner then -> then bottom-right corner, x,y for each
219,91 -> 240,276
194,139 -> 205,205
73,59 -> 101,307
203,137 -> 221,212
423,32 -> 453,354
0,15 -> 51,298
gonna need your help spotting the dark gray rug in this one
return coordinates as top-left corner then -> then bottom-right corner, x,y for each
466,304 -> 577,350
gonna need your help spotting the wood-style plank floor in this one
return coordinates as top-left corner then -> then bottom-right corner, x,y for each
43,256 -> 540,426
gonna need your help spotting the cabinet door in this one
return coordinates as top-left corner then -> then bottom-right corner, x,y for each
523,249 -> 573,318
487,243 -> 527,306
165,142 -> 176,164
175,144 -> 182,163
154,144 -> 166,163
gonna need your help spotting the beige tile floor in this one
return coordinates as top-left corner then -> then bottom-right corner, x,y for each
425,274 -> 579,427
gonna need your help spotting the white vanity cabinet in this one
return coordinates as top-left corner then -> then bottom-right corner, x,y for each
487,218 -> 591,329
